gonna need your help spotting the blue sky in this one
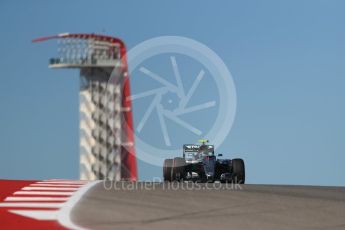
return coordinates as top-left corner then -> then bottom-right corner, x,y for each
0,0 -> 344,186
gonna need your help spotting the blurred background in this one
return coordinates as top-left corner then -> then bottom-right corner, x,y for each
0,0 -> 344,185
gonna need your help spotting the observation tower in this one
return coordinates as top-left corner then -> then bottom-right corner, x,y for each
33,33 -> 137,181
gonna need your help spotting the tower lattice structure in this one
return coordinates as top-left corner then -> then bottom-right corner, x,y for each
34,33 -> 137,181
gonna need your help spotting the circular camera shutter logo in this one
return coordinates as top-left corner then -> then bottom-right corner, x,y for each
119,36 -> 236,167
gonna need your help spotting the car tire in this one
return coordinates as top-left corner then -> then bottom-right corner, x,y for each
232,158 -> 245,184
172,157 -> 186,181
163,159 -> 173,182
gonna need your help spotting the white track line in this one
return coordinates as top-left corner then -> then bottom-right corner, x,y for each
22,187 -> 79,191
57,180 -> 101,230
14,191 -> 74,196
5,197 -> 69,201
0,202 -> 63,208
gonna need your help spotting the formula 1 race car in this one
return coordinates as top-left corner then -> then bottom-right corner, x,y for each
163,140 -> 245,183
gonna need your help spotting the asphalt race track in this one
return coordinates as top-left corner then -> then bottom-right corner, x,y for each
72,182 -> 345,230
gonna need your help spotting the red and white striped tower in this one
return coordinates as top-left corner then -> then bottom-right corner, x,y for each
33,33 -> 137,181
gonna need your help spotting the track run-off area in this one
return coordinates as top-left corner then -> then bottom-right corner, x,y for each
1,180 -> 345,230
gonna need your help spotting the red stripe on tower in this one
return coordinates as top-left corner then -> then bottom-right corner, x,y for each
119,39 -> 138,181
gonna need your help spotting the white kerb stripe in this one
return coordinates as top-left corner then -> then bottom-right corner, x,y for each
9,210 -> 58,220
0,202 -> 63,208
22,187 -> 78,191
5,197 -> 69,201
14,191 -> 74,195
38,181 -> 87,184
43,179 -> 87,181
2,180 -> 100,229
30,184 -> 82,187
